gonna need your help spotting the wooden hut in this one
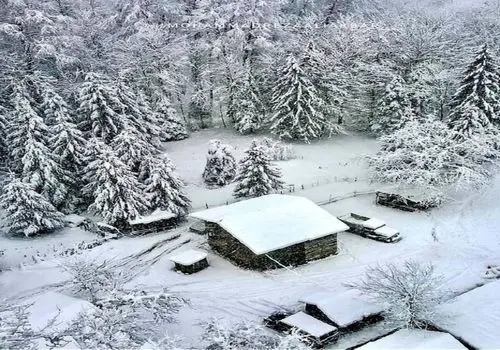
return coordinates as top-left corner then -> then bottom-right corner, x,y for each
189,195 -> 349,270
127,210 -> 180,234
279,311 -> 339,348
169,250 -> 209,274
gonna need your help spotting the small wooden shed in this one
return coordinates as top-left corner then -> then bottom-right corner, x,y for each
279,311 -> 339,348
189,195 -> 349,270
169,249 -> 209,274
127,210 -> 181,234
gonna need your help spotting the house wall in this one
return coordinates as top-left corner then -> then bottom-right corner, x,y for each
304,234 -> 338,262
206,222 -> 339,270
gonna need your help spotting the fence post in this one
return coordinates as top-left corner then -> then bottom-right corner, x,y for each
205,203 -> 209,209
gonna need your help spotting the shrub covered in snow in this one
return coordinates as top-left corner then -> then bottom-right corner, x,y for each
202,140 -> 237,187
347,260 -> 447,329
260,138 -> 296,161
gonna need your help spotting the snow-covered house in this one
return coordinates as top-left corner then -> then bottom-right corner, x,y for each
299,290 -> 384,330
356,329 -> 467,349
189,195 -> 349,270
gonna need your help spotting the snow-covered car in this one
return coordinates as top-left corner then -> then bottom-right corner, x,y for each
338,213 -> 402,243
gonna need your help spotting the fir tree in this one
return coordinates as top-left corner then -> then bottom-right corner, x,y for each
154,96 -> 188,142
202,140 -> 237,187
233,140 -> 284,198
111,129 -> 154,173
44,89 -> 87,174
269,55 -> 332,142
448,44 -> 500,140
82,140 -> 149,227
372,75 -> 414,135
0,177 -> 65,237
77,73 -> 124,143
140,155 -> 191,216
7,84 -> 70,209
233,78 -> 264,135
0,106 -> 7,166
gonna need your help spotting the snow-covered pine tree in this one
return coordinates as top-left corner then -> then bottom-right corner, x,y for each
77,72 -> 124,143
371,75 -> 414,135
82,140 -> 149,227
233,140 -> 284,198
111,129 -> 155,173
202,140 -> 237,187
269,54 -> 332,142
448,44 -> 500,140
233,77 -> 264,135
43,89 -> 87,174
0,106 -> 7,166
139,155 -> 191,216
154,95 -> 188,142
7,84 -> 70,209
0,177 -> 65,237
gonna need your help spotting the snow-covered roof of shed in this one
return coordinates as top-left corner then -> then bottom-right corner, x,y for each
299,290 -> 384,328
189,194 -> 349,255
374,225 -> 400,238
435,280 -> 500,349
281,311 -> 338,338
129,209 -> 177,225
357,329 -> 466,349
169,249 -> 207,266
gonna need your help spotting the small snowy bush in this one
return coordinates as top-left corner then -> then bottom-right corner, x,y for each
202,140 -> 237,187
260,138 -> 296,161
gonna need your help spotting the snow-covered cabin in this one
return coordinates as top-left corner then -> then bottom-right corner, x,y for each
356,329 -> 467,349
126,209 -> 180,234
299,290 -> 384,330
279,311 -> 339,347
189,195 -> 349,270
169,249 -> 209,274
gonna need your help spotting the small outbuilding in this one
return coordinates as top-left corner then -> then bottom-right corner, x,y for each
127,209 -> 181,234
169,249 -> 209,274
356,329 -> 467,349
299,290 -> 384,331
189,195 -> 349,270
279,311 -> 339,348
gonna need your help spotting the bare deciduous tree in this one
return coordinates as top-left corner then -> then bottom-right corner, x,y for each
347,260 -> 446,329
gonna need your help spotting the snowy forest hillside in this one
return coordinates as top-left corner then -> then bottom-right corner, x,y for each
1,0 -> 500,349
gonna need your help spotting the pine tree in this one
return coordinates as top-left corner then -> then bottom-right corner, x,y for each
0,106 -> 8,166
43,89 -> 87,174
202,140 -> 237,187
154,96 -> 188,142
372,75 -> 414,135
233,140 -> 284,198
140,155 -> 191,216
82,140 -> 149,227
7,84 -> 70,209
0,177 -> 65,237
269,55 -> 332,142
233,78 -> 264,135
77,73 -> 124,143
448,44 -> 500,140
111,130 -> 154,173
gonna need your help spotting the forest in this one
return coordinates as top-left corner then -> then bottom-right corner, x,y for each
0,0 -> 499,234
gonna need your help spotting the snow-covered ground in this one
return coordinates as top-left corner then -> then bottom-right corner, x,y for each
1,129 -> 500,348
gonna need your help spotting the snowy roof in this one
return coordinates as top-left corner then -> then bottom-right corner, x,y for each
435,280 -> 500,349
189,195 -> 349,255
129,209 -> 177,226
27,292 -> 95,332
280,311 -> 338,338
361,218 -> 386,230
169,249 -> 207,266
357,329 -> 466,349
299,290 -> 384,328
374,225 -> 400,238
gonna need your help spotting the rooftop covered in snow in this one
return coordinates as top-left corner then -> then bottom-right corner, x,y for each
435,280 -> 500,349
129,209 -> 177,226
357,329 -> 466,349
169,249 -> 208,266
280,311 -> 338,338
299,290 -> 384,328
189,194 -> 349,255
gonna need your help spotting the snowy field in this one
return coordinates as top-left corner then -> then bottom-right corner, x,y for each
1,129 -> 500,348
